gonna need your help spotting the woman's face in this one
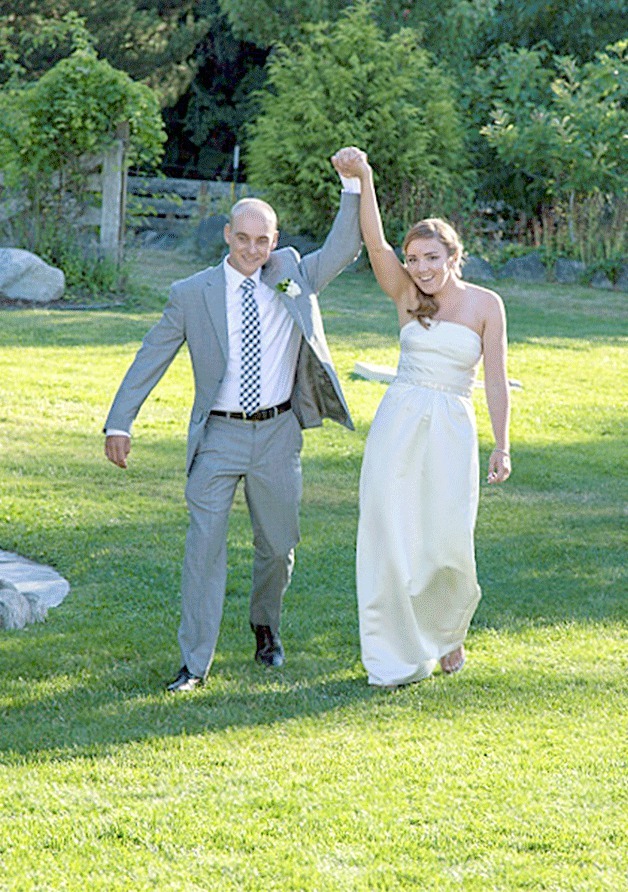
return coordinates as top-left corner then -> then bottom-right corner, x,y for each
404,237 -> 453,294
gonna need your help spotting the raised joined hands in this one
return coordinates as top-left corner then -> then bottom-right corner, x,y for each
331,146 -> 369,179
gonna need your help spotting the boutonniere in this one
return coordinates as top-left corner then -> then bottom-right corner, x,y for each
276,278 -> 301,298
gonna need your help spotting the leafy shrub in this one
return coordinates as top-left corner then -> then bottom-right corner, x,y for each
480,40 -> 627,264
245,0 -> 472,240
0,47 -> 166,292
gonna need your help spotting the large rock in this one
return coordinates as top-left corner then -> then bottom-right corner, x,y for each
0,248 -> 65,303
0,579 -> 48,630
276,231 -> 321,255
554,258 -> 586,284
590,269 -> 613,290
0,549 -> 70,629
497,251 -> 547,283
615,265 -> 628,292
462,254 -> 496,282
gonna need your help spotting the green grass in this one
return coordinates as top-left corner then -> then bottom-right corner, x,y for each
0,250 -> 626,891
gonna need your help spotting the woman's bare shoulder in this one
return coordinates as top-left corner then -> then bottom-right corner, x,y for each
462,281 -> 505,315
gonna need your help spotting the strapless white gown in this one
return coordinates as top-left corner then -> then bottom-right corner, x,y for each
356,319 -> 483,686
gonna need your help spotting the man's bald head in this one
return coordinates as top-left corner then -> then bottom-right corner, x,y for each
224,198 -> 280,276
230,198 -> 278,231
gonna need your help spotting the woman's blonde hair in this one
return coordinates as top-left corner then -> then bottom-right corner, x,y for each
403,218 -> 464,327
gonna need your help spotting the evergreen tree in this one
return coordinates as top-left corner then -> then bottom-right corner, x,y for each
246,1 -> 471,239
0,1 -> 214,103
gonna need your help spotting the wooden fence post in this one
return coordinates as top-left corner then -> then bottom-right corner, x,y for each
100,122 -> 129,264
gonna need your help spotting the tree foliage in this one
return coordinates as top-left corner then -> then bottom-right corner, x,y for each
481,40 -> 627,261
218,0 -> 351,47
218,0 -> 625,63
1,48 -> 166,179
1,0 -> 624,259
482,42 -> 627,203
212,0 -> 627,213
161,0 -> 268,178
0,1 -> 213,104
246,1 -> 471,239
0,48 -> 166,289
481,0 -> 627,62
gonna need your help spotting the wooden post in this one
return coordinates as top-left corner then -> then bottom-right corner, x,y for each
231,143 -> 240,203
100,122 -> 129,264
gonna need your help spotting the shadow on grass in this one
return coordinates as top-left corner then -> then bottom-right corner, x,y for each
0,626 -> 624,763
0,428 -> 624,761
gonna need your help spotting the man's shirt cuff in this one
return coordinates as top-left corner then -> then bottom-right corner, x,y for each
105,429 -> 131,438
340,175 -> 361,194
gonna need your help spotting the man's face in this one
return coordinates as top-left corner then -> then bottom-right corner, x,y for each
224,210 -> 278,277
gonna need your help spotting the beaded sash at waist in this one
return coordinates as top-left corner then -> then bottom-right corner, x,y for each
394,376 -> 472,398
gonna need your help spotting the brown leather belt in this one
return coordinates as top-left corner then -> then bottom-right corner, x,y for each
209,400 -> 292,422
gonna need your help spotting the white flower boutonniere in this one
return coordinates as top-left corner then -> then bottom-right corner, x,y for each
277,278 -> 301,298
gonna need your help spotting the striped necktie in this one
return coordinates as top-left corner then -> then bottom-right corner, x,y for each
239,277 -> 261,415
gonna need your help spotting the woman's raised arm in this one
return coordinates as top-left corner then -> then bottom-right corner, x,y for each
331,147 -> 412,304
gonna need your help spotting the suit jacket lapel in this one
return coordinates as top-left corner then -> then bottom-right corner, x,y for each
261,256 -> 307,332
202,265 -> 228,360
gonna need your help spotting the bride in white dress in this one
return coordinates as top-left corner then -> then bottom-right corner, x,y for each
332,147 -> 512,688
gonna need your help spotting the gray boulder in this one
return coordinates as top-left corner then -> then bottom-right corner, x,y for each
462,255 -> 496,282
615,265 -> 628,292
590,270 -> 613,290
497,251 -> 547,283
0,579 -> 48,630
277,231 -> 321,255
0,248 -> 65,303
554,258 -> 586,284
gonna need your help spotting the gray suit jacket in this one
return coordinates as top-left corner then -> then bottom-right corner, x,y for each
105,192 -> 362,473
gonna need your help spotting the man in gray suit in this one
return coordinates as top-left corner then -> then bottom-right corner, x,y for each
104,150 -> 362,691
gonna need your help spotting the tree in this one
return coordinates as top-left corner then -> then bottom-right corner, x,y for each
219,0 -> 625,64
0,2 -> 214,104
218,0 -> 352,47
245,1 -> 471,240
0,48 -> 166,289
161,1 -> 268,179
1,49 -> 165,178
218,0 -> 627,193
481,41 -> 627,262
483,0 -> 627,63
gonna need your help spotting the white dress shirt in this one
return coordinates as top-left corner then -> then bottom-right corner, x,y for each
212,260 -> 301,412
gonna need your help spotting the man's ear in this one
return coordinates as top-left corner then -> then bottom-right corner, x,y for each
223,223 -> 231,245
271,230 -> 279,250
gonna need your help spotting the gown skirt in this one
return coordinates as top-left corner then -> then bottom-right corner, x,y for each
356,319 -> 483,686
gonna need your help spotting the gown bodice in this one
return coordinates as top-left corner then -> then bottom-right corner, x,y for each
395,319 -> 482,398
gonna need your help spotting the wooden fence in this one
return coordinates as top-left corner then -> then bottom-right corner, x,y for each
126,176 -> 235,232
0,121 -> 240,263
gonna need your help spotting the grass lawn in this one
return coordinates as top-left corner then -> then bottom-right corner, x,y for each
0,249 -> 626,891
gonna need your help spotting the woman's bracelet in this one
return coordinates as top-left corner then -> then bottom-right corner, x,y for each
493,448 -> 510,456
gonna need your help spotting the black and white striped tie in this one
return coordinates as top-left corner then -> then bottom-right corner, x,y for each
239,277 -> 261,415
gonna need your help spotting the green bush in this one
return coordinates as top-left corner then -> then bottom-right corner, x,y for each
0,47 -> 166,292
480,40 -> 627,265
245,0 -> 472,241
0,48 -> 165,185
